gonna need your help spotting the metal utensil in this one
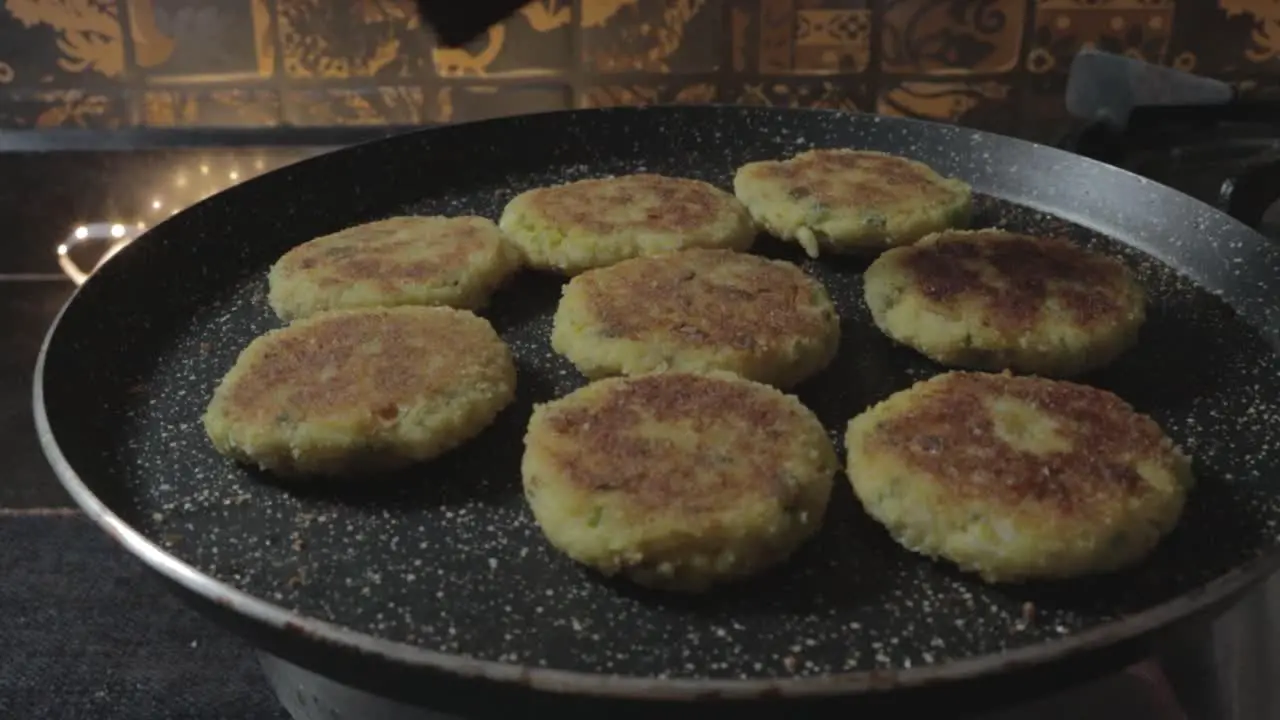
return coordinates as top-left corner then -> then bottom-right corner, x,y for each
1066,48 -> 1235,131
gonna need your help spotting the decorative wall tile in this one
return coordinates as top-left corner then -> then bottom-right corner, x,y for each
282,86 -> 436,125
277,0 -> 430,79
738,0 -> 870,74
881,0 -> 1026,74
581,0 -> 723,73
579,81 -> 720,107
729,78 -> 869,111
126,0 -> 273,82
439,84 -> 570,121
141,88 -> 279,125
1220,0 -> 1280,70
1168,1 -> 1280,75
0,0 -> 126,84
877,80 -> 1017,133
0,0 -> 1273,135
433,1 -> 571,77
1028,0 -> 1175,75
0,89 -> 125,127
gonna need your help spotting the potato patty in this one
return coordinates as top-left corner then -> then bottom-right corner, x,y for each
551,249 -> 840,388
499,174 -> 756,275
845,371 -> 1194,583
522,371 -> 838,592
203,306 -> 517,477
734,149 -> 971,257
863,229 -> 1146,377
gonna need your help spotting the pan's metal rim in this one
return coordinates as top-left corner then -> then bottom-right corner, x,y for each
31,105 -> 1280,702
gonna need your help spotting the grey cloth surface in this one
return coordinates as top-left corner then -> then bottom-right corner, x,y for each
0,513 -> 287,720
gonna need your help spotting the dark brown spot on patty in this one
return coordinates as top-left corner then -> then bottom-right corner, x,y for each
863,372 -> 1179,516
222,307 -> 508,424
276,216 -> 495,294
525,174 -> 735,235
898,230 -> 1139,330
575,249 -> 836,351
534,373 -> 813,513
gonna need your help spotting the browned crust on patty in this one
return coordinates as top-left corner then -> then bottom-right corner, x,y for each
530,373 -> 810,513
898,230 -> 1140,331
273,216 -> 498,292
749,149 -> 961,207
861,372 -> 1181,515
574,249 -> 835,349
221,306 -> 508,425
521,174 -> 731,235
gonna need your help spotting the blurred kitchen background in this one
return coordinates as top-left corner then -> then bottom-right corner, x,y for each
0,0 -> 1277,145
7,3 -> 1280,716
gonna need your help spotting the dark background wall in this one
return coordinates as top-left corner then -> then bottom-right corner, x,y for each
0,0 -> 1275,142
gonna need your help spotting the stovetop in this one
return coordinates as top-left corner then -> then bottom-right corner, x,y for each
3,112 -> 1280,719
1056,102 -> 1280,239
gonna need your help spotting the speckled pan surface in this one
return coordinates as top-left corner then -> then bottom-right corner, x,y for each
36,107 -> 1280,695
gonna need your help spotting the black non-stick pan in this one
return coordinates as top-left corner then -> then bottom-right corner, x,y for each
34,107 -> 1280,718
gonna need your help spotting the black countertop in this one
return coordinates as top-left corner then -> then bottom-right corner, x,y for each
0,132 -> 413,719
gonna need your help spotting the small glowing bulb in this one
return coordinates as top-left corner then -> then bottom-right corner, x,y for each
228,171 -> 240,181
74,225 -> 89,239
57,243 -> 69,256
170,209 -> 179,216
151,199 -> 162,210
135,221 -> 146,230
199,164 -> 210,175
110,224 -> 126,238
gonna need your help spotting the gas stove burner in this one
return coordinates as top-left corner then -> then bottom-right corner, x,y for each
1221,160 -> 1280,233
1057,102 -> 1280,241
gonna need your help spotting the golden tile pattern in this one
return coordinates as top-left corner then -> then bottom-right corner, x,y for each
733,79 -> 865,110
1028,0 -> 1175,74
282,86 -> 437,125
142,89 -> 279,126
580,81 -> 719,107
753,0 -> 870,73
277,0 -> 428,79
1220,0 -> 1280,65
878,80 -> 1011,119
0,89 -> 122,127
126,0 -> 274,82
4,0 -> 125,78
434,1 -> 571,77
581,0 -> 721,73
881,0 -> 1026,74
0,0 -> 1275,132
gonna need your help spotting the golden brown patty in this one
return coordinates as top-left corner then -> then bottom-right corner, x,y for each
733,149 -> 972,257
550,249 -> 841,388
522,371 -> 838,592
845,371 -> 1193,583
267,215 -> 522,322
863,229 -> 1146,377
203,306 -> 517,477
498,174 -> 756,274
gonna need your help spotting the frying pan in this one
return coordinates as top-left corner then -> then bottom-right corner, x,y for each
33,106 -> 1280,718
